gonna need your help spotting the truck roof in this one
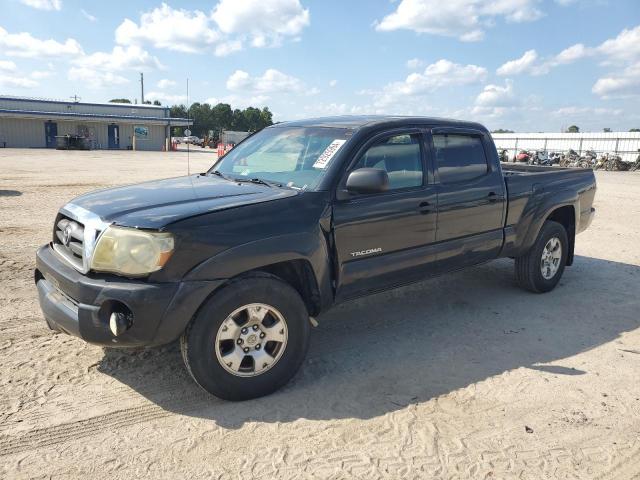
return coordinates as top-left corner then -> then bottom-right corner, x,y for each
277,115 -> 488,132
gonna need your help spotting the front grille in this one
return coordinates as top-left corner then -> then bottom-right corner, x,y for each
53,214 -> 85,270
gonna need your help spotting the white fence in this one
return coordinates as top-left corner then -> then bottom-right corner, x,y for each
491,132 -> 640,162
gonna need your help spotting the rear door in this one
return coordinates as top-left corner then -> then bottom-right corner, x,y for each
332,129 -> 438,300
430,128 -> 506,269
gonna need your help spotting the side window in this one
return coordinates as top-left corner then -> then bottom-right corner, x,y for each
353,133 -> 423,190
433,134 -> 488,183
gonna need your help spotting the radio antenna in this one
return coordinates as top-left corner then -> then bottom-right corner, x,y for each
186,77 -> 190,176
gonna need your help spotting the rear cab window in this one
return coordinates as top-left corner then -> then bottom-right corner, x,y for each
433,133 -> 488,183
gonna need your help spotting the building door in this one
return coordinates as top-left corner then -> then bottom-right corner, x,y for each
44,121 -> 57,148
108,124 -> 120,149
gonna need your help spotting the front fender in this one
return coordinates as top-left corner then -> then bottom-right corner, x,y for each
183,229 -> 334,311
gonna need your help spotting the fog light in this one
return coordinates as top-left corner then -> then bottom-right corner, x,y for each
109,310 -> 133,336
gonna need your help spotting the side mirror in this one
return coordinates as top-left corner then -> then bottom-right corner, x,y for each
345,168 -> 389,194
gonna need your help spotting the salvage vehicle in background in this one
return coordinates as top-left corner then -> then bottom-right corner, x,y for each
35,116 -> 596,401
630,150 -> 640,172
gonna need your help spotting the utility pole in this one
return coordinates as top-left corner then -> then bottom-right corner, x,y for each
70,94 -> 81,102
140,72 -> 145,104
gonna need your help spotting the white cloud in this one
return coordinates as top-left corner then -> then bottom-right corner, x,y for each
0,27 -> 83,58
370,59 -> 487,107
205,94 -> 271,109
406,58 -> 424,69
497,44 -> 589,76
30,69 -> 53,79
0,74 -> 38,88
72,45 -> 163,72
67,68 -> 129,89
302,102 -> 370,117
471,80 -> 521,119
226,68 -> 307,94
0,60 -> 17,72
496,24 -> 640,84
116,4 -> 220,54
211,0 -> 309,48
329,79 -> 338,87
115,0 -> 309,55
595,25 -> 640,65
19,0 -> 61,11
0,60 -> 53,88
552,43 -> 588,64
375,0 -> 543,42
551,106 -> 623,117
81,9 -> 97,22
145,91 -> 188,105
497,49 -> 538,75
592,62 -> 640,99
157,78 -> 176,89
554,0 -> 576,5
475,80 -> 517,108
67,46 -> 163,90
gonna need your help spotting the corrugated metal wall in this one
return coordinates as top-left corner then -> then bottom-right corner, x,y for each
0,118 -> 166,150
0,118 -> 46,147
492,132 -> 640,162
0,97 -> 167,118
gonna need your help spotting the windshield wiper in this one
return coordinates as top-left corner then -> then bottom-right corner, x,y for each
209,170 -> 232,181
236,177 -> 282,188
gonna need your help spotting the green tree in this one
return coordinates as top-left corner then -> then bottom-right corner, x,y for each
566,125 -> 580,133
231,109 -> 248,131
492,129 -> 514,134
167,102 -> 274,140
109,98 -> 131,104
603,128 -> 611,132
630,128 -> 640,132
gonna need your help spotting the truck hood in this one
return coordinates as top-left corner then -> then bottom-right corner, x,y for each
69,174 -> 298,229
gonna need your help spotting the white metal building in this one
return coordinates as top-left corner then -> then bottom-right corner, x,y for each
492,131 -> 640,162
0,96 -> 190,151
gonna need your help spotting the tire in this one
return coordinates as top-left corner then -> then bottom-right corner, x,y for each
515,220 -> 568,293
180,275 -> 310,401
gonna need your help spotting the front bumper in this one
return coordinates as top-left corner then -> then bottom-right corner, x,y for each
35,244 -> 224,347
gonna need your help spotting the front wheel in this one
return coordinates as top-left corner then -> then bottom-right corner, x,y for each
515,220 -> 568,293
180,275 -> 310,401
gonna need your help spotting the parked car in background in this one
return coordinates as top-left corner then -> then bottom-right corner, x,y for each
183,136 -> 203,146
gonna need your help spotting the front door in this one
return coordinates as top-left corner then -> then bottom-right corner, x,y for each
108,124 -> 120,149
332,130 -> 438,301
430,128 -> 506,269
44,121 -> 57,148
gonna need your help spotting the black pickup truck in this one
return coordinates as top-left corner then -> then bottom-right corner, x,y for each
35,116 -> 596,400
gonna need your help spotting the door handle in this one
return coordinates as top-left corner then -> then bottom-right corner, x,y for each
418,201 -> 432,214
487,192 -> 500,202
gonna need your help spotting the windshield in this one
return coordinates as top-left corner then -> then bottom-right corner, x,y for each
211,126 -> 352,190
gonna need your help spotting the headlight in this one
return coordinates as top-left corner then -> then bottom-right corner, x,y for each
91,226 -> 174,276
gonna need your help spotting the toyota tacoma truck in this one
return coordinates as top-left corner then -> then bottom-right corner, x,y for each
35,116 -> 596,400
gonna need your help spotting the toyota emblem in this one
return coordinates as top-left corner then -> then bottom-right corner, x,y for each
62,224 -> 73,246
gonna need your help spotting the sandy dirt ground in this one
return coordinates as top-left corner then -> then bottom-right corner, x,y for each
1,148 -> 639,479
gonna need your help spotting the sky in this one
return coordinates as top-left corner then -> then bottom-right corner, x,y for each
0,0 -> 639,131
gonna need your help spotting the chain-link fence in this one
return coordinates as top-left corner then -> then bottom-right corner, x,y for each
491,132 -> 640,162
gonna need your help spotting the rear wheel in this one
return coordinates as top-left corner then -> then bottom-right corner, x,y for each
180,275 -> 310,401
515,220 -> 568,293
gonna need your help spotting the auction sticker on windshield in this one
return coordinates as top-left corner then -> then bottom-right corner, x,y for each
313,139 -> 347,169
